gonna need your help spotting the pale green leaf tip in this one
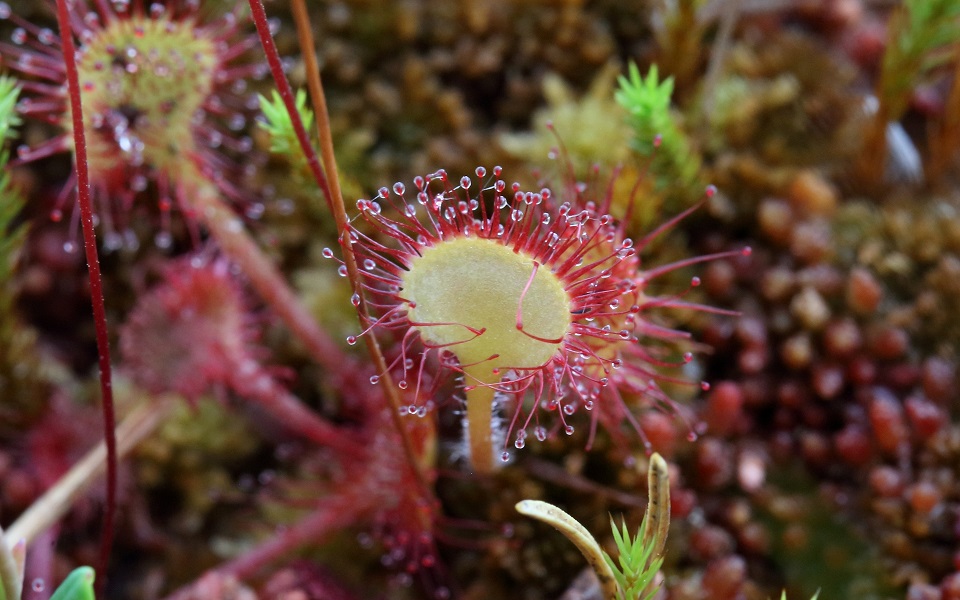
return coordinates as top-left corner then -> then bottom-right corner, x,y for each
48,567 -> 95,600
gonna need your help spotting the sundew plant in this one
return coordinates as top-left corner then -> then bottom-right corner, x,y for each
7,1 -> 951,599
2,0 -> 734,596
345,167 -> 745,473
2,0 -> 265,250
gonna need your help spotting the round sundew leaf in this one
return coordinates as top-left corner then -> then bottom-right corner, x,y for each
75,16 -> 219,176
402,237 -> 571,374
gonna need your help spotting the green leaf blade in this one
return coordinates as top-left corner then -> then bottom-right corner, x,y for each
48,567 -> 95,600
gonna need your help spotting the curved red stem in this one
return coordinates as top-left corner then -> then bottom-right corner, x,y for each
52,0 -> 117,594
245,0 -> 333,212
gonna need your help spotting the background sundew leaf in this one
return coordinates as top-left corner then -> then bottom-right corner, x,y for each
48,567 -> 95,600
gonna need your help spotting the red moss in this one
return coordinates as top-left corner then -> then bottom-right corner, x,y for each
799,431 -> 832,468
776,380 -> 809,409
941,572 -> 960,600
811,361 -> 845,399
834,424 -> 873,466
695,438 -> 734,489
671,487 -> 697,519
905,396 -> 945,439
261,561 -> 365,600
847,267 -> 883,315
781,333 -> 813,370
639,411 -> 679,456
822,317 -> 863,358
847,356 -> 878,386
757,198 -> 794,245
867,387 -> 909,454
703,259 -> 737,300
689,525 -> 736,562
869,465 -> 905,498
921,357 -> 956,403
789,220 -> 833,264
701,555 -> 747,600
703,381 -> 745,437
737,521 -> 770,555
907,582 -> 942,600
906,481 -> 942,515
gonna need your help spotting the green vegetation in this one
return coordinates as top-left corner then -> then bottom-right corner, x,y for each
616,63 -> 703,202
603,516 -> 663,600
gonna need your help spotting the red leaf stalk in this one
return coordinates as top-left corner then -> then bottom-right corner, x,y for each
247,0 -> 430,492
289,0 -> 431,490
245,0 -> 333,213
186,173 -> 347,373
51,0 -> 117,593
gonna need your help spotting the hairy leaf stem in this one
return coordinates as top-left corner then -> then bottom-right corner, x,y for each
186,167 -> 347,375
164,495 -> 364,600
246,0 -> 333,214
286,0 -> 431,491
52,0 -> 117,591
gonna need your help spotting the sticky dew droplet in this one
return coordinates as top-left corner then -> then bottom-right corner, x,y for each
535,426 -> 547,442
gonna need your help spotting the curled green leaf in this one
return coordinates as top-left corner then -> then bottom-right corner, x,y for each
515,499 -> 620,600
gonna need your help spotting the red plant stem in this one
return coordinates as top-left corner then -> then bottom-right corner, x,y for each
187,173 -> 346,372
290,0 -> 431,491
228,355 -> 363,456
250,0 -> 431,492
221,498 -> 362,580
163,498 -> 364,600
52,0 -> 117,592
246,0 -> 333,213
